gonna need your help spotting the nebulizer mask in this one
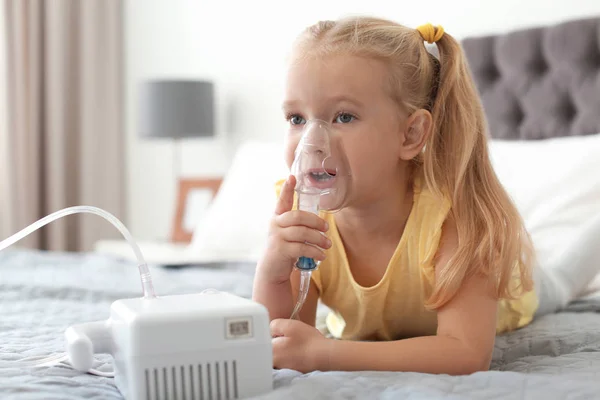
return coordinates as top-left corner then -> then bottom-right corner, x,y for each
288,119 -> 352,319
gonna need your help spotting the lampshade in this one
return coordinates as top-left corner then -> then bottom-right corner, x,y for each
138,80 -> 214,139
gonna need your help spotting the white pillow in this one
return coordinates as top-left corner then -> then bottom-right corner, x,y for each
188,133 -> 600,269
187,140 -> 288,262
489,132 -> 600,269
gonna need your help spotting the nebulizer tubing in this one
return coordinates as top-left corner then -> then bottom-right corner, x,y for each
290,269 -> 313,320
0,205 -> 155,298
0,205 -> 156,372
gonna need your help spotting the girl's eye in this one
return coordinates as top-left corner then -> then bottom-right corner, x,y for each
289,115 -> 306,125
335,113 -> 355,124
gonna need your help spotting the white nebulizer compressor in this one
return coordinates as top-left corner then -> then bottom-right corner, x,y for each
0,206 -> 272,400
66,290 -> 272,400
69,290 -> 272,400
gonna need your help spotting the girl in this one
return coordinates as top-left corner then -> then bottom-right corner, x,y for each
252,17 -> 600,375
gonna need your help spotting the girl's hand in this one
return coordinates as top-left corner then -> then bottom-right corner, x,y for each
257,175 -> 331,283
271,318 -> 331,373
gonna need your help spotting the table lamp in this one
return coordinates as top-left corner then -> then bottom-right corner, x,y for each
138,80 -> 216,243
138,79 -> 215,177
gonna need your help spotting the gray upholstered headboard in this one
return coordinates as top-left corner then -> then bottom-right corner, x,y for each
462,17 -> 600,140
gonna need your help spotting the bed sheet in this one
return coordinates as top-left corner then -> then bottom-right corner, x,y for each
1,250 -> 600,399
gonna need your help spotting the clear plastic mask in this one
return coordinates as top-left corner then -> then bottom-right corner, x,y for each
290,119 -> 352,214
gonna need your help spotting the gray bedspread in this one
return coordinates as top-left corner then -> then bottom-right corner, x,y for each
1,250 -> 600,399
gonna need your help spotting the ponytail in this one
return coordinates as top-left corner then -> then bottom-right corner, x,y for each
421,29 -> 534,309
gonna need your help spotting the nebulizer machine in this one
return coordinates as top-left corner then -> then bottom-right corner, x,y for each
0,118 -> 350,400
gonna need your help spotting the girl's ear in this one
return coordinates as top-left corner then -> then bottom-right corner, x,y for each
399,109 -> 432,160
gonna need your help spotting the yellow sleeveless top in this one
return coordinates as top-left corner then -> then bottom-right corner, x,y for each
275,175 -> 538,340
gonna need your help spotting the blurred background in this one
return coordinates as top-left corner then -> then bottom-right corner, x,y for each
1,0 -> 599,254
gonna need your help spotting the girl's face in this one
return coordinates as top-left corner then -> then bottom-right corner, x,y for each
283,53 -> 409,208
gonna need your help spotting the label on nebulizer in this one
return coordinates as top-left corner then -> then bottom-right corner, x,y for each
226,317 -> 253,339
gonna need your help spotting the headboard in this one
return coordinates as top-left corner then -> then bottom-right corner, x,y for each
462,17 -> 600,140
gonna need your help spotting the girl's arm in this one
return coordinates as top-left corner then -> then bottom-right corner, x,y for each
325,274 -> 497,374
322,217 -> 498,374
252,268 -> 295,320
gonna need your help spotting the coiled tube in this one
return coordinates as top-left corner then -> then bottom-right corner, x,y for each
0,206 -> 156,299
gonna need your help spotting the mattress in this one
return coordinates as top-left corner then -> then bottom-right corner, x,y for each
2,250 -> 600,399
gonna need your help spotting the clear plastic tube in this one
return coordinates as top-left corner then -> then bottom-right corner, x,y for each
0,205 -> 156,299
290,269 -> 312,320
0,353 -> 68,368
0,353 -> 114,376
0,206 -> 155,371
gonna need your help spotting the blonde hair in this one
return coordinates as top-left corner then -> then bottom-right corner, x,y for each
293,17 -> 534,309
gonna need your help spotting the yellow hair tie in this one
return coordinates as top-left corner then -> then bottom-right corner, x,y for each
416,23 -> 445,44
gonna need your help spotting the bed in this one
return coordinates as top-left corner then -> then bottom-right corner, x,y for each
2,16 -> 600,400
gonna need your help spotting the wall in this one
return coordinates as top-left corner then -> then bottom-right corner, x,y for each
125,0 -> 600,240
